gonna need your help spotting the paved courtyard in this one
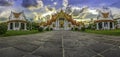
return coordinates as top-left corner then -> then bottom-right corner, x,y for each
0,31 -> 120,57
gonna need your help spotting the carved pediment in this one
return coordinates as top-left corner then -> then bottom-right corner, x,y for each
102,13 -> 109,18
13,12 -> 22,18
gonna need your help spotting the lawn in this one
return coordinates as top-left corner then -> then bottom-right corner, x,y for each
0,30 -> 40,37
85,29 -> 120,36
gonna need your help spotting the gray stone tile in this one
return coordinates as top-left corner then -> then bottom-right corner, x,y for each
14,43 -> 39,52
29,41 -> 45,46
94,55 -> 103,57
24,54 -> 42,57
96,39 -> 117,45
0,47 -> 26,57
88,42 -> 113,53
33,47 -> 62,57
43,40 -> 62,48
65,48 -> 96,57
0,31 -> 120,57
101,46 -> 120,57
0,43 -> 11,49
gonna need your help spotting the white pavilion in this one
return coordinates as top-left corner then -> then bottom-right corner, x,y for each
7,11 -> 27,30
95,7 -> 115,30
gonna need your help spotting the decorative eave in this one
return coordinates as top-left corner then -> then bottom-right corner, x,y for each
44,10 -> 81,26
7,20 -> 27,23
114,18 -> 120,20
94,20 -> 115,23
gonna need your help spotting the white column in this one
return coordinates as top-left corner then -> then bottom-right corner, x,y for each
56,20 -> 58,30
13,22 -> 15,30
58,20 -> 59,30
96,23 -> 99,30
102,22 -> 104,30
112,22 -> 115,29
19,22 -> 21,30
64,20 -> 66,30
107,22 -> 110,30
24,23 -> 27,30
8,23 -> 10,30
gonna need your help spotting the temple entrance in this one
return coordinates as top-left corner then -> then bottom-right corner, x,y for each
59,18 -> 64,28
59,18 -> 65,30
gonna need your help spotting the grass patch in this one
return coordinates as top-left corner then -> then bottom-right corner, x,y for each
0,30 -> 40,37
85,29 -> 120,36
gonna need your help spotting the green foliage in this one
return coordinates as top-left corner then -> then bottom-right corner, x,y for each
71,28 -> 74,31
87,24 -> 95,30
46,27 -> 50,31
50,28 -> 53,31
81,27 -> 86,32
0,30 -> 39,37
27,22 -> 39,30
75,27 -> 79,31
0,23 -> 7,35
38,27 -> 43,32
86,29 -> 120,36
32,22 -> 39,30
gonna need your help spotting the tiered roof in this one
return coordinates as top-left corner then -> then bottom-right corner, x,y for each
95,8 -> 114,23
44,10 -> 82,26
7,11 -> 27,23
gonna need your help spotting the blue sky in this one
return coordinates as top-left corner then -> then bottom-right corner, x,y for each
0,0 -> 120,21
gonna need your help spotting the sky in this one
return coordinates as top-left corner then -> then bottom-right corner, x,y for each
0,0 -> 120,21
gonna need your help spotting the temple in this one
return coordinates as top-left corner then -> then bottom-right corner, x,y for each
41,10 -> 83,30
115,18 -> 120,29
7,11 -> 27,30
95,8 -> 115,30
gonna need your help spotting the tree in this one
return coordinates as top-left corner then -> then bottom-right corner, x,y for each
0,22 -> 7,35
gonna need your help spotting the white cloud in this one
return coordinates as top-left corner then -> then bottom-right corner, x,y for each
88,9 -> 98,15
0,6 -> 12,18
109,7 -> 120,18
63,0 -> 68,7
53,2 -> 57,6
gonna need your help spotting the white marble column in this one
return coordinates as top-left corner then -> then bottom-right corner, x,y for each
102,22 -> 104,30
112,22 -> 115,29
8,23 -> 10,30
19,22 -> 21,30
58,20 -> 59,30
107,22 -> 110,30
13,22 -> 15,30
96,23 -> 99,30
64,20 -> 66,30
24,23 -> 27,30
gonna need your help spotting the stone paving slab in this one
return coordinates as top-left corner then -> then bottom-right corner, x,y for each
32,47 -> 62,57
88,42 -> 114,53
14,43 -> 39,52
64,48 -> 96,57
0,43 -> 11,49
0,47 -> 26,57
23,54 -> 42,57
101,46 -> 120,57
0,31 -> 120,57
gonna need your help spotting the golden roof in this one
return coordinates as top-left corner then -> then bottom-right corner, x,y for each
44,10 -> 81,26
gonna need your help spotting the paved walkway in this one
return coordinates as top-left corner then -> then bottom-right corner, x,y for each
0,31 -> 120,57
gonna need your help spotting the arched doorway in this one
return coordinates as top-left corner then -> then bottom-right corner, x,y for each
59,18 -> 65,29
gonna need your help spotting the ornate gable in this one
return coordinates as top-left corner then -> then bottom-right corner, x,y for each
102,13 -> 109,18
13,12 -> 22,18
44,10 -> 80,26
